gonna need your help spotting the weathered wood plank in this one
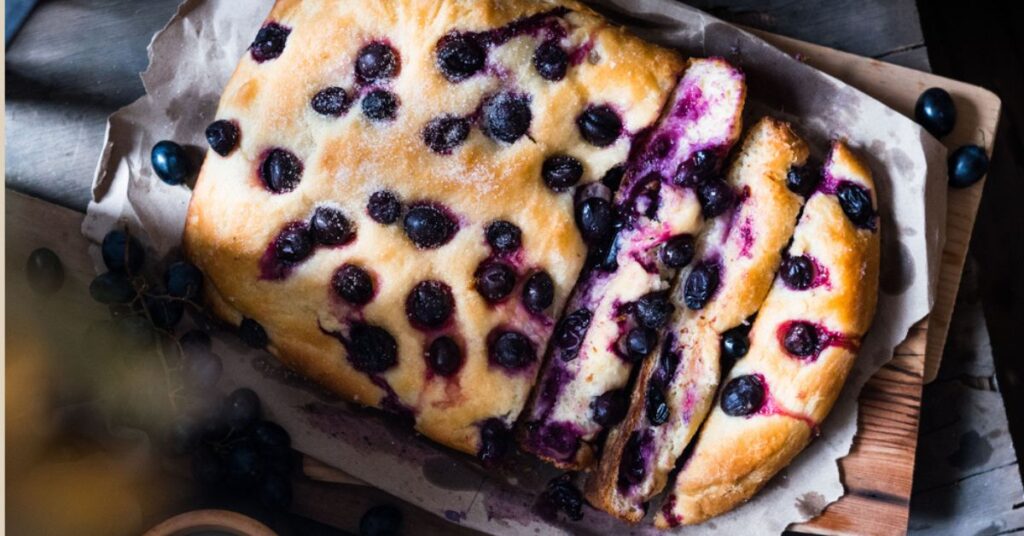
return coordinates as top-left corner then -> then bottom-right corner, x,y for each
686,0 -> 927,62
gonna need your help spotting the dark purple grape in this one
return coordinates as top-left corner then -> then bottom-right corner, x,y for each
536,474 -> 584,522
151,140 -> 192,185
405,280 -> 454,329
646,386 -> 669,426
618,432 -> 647,487
205,119 -> 240,156
697,178 -> 735,218
781,255 -> 814,290
311,206 -> 354,246
676,149 -> 719,186
533,39 -> 569,81
423,115 -> 470,154
403,205 -> 457,249
102,229 -> 144,274
522,271 -> 554,313
144,294 -> 184,329
273,224 -> 313,263
477,418 -> 512,467
577,105 -> 621,147
356,42 -> 400,82
489,330 -> 535,370
914,87 -> 957,138
223,387 -> 261,430
166,261 -> 203,300
474,261 -> 516,303
361,504 -> 403,536
553,309 -> 591,361
624,327 -> 657,362
948,145 -> 989,188
89,272 -> 135,304
436,34 -> 485,82
485,220 -> 521,253
258,470 -> 293,510
660,234 -> 695,269
721,374 -> 765,416
347,323 -> 398,373
684,261 -> 720,310
26,247 -> 64,294
227,442 -> 265,487
362,89 -> 399,121
542,154 -> 584,191
332,264 -> 374,306
260,148 -> 303,194
311,87 -> 352,117
427,336 -> 463,377
634,291 -> 672,330
601,164 -> 626,191
783,321 -> 818,357
720,326 -> 750,361
367,190 -> 401,224
592,389 -> 628,427
786,164 -> 820,196
250,22 -> 290,63
239,317 -> 268,349
836,182 -> 876,229
575,197 -> 613,246
482,92 -> 532,144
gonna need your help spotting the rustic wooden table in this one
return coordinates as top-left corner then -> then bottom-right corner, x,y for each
6,1 -> 1022,534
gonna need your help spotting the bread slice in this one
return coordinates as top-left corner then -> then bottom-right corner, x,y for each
585,117 -> 810,521
518,58 -> 746,469
183,0 -> 685,460
654,141 -> 880,527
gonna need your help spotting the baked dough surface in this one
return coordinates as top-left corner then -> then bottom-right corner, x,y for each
184,0 -> 682,457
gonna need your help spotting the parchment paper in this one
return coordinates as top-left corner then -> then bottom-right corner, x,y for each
82,1 -> 947,534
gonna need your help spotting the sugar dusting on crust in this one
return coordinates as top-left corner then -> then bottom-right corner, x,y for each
186,0 -> 684,458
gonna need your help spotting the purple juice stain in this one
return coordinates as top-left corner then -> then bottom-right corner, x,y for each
528,421 -> 583,462
776,320 -> 859,361
370,375 -> 416,426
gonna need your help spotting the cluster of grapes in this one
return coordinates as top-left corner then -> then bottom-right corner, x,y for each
169,385 -> 296,510
88,228 -> 201,332
82,223 -> 412,530
83,227 -> 299,507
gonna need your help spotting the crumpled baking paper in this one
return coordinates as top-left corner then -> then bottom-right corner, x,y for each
82,0 -> 947,534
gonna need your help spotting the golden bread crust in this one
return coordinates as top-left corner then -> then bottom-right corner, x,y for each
655,141 -> 880,527
184,0 -> 683,455
585,117 -> 809,522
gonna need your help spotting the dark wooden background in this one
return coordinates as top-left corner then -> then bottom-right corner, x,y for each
6,0 -> 1023,534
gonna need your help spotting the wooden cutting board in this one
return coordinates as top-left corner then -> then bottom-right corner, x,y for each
289,30 -> 1003,536
4,29 -> 1000,536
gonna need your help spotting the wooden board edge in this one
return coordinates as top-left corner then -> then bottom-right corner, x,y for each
749,27 -> 1003,384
